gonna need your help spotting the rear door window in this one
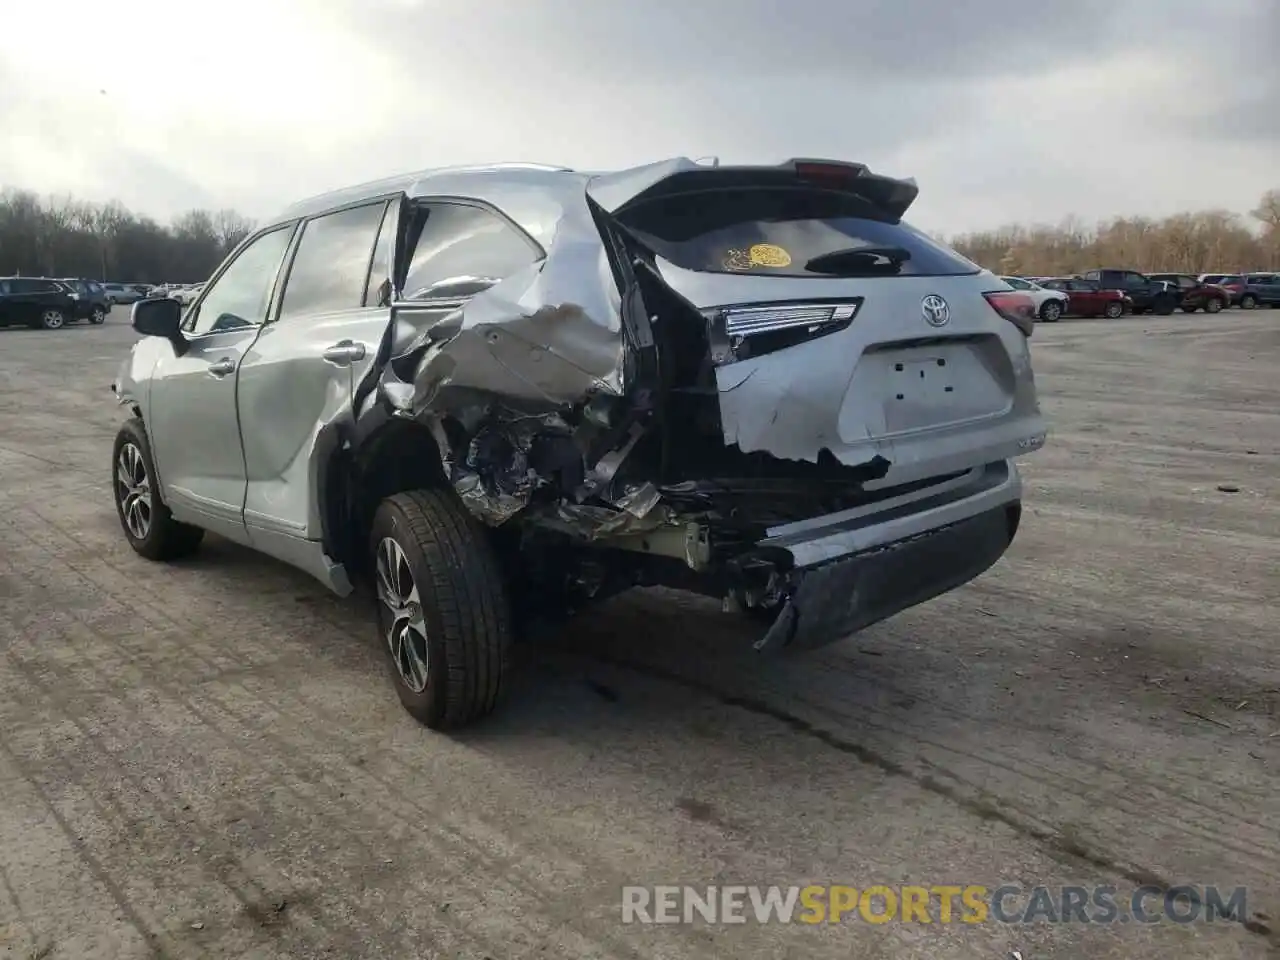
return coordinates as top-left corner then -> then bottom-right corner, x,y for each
616,187 -> 979,278
277,201 -> 388,322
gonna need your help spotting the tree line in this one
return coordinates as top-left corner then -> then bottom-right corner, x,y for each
948,189 -> 1280,278
0,188 -> 256,284
3,184 -> 1279,285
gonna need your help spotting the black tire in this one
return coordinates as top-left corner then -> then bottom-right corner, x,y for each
1104,301 -> 1124,319
370,490 -> 513,730
1039,299 -> 1063,322
38,308 -> 66,330
90,307 -> 107,324
1205,297 -> 1224,314
1182,305 -> 1198,314
111,418 -> 205,561
1154,297 -> 1177,316
1240,294 -> 1257,309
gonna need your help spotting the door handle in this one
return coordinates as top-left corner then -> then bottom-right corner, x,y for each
322,340 -> 367,365
207,357 -> 236,377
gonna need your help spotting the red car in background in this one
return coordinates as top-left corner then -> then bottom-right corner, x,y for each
1038,278 -> 1132,318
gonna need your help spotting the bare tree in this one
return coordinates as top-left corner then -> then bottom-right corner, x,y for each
951,193 -> 1280,276
212,208 -> 255,254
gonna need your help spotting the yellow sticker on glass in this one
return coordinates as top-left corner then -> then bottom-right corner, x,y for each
748,243 -> 792,268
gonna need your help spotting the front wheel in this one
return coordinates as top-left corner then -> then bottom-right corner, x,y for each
1154,298 -> 1177,316
370,490 -> 513,730
1240,294 -> 1257,309
112,419 -> 205,561
1205,297 -> 1223,314
1104,301 -> 1124,319
1039,300 -> 1063,322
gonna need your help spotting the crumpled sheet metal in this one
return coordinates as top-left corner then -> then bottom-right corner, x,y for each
388,209 -> 627,419
542,498 -> 675,542
371,206 -> 639,531
444,413 -> 565,527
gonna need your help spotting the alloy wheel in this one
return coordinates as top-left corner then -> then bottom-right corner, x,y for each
375,537 -> 430,693
41,309 -> 64,329
115,443 -> 152,540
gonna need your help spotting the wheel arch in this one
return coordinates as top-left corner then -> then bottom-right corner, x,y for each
320,414 -> 453,581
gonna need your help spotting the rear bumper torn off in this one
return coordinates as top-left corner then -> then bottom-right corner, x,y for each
754,502 -> 1019,652
748,459 -> 1023,652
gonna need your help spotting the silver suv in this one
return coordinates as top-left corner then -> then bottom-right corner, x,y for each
111,158 -> 1046,729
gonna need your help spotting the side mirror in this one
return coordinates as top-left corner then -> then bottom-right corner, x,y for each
131,297 -> 188,355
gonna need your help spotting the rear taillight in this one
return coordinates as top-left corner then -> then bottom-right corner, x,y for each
701,299 -> 862,365
984,291 -> 1036,337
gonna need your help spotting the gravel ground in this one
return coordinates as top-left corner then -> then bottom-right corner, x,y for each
0,307 -> 1277,959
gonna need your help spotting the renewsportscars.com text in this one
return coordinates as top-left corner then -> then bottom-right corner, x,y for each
621,884 -> 1249,926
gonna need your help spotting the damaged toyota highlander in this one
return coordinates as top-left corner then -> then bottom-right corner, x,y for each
110,158 -> 1046,729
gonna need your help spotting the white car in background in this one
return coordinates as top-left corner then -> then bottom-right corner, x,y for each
999,276 -> 1069,322
168,283 -> 205,306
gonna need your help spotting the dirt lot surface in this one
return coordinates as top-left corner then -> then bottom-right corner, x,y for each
1,308 -> 1277,959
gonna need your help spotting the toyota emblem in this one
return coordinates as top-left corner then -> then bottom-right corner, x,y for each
921,295 -> 950,327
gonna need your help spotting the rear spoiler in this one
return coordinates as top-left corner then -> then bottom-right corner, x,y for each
585,157 -> 920,222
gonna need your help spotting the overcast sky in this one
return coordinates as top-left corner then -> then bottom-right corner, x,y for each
2,0 -> 1276,235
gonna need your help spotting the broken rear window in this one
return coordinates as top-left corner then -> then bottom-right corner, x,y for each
616,187 -> 980,278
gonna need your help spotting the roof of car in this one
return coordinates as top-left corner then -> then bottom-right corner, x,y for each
275,163 -> 583,222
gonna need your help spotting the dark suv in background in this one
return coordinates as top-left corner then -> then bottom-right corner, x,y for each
1221,273 -> 1280,309
1147,274 -> 1229,313
1080,269 -> 1180,315
0,277 -> 78,329
58,278 -> 112,323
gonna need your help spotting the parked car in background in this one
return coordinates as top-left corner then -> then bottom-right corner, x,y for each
1039,277 -> 1132,318
1079,269 -> 1179,315
1147,274 -> 1230,313
0,276 -> 78,329
1198,273 -> 1236,285
110,156 -> 1045,729
103,282 -> 147,305
57,278 -> 112,324
1221,273 -> 1280,308
998,276 -> 1069,322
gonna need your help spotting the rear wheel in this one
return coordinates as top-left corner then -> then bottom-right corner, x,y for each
90,306 -> 107,324
1039,299 -> 1063,322
1183,305 -> 1198,314
1104,301 -> 1124,319
112,419 -> 205,561
1240,293 -> 1257,309
370,490 -> 513,730
39,308 -> 66,330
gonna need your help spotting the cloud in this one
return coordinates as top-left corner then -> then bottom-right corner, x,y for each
1,0 -> 1276,235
